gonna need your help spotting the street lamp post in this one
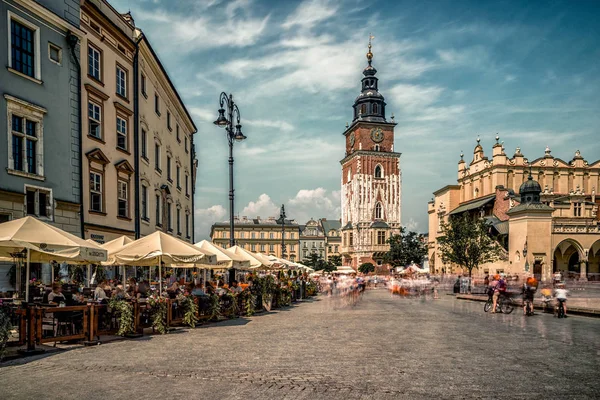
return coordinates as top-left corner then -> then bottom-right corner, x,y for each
277,205 -> 287,259
214,92 -> 247,249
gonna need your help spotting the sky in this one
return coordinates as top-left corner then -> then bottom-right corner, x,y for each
111,0 -> 600,239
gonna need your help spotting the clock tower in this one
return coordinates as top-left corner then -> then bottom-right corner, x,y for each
340,38 -> 402,270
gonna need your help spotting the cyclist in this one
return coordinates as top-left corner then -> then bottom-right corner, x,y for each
554,283 -> 569,317
491,274 -> 505,313
522,276 -> 538,315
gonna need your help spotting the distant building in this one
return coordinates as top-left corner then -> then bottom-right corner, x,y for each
299,218 -> 325,260
210,216 -> 300,261
320,219 -> 342,262
428,137 -> 600,281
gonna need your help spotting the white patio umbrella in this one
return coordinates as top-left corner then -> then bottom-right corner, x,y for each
0,216 -> 107,300
227,246 -> 265,269
110,231 -> 209,294
195,240 -> 250,269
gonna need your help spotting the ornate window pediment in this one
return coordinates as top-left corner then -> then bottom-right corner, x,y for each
86,148 -> 109,165
115,159 -> 134,175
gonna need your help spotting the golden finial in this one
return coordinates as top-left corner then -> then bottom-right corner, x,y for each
367,33 -> 374,65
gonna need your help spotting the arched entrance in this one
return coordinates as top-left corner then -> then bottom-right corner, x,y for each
588,240 -> 600,281
553,239 -> 585,280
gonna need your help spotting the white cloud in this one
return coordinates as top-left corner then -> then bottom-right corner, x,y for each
287,188 -> 341,223
244,119 -> 294,132
190,107 -> 215,122
282,0 -> 339,30
194,205 -> 227,241
241,194 -> 279,218
403,217 -> 420,232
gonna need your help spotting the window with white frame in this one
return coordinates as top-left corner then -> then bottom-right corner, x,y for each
117,180 -> 128,218
48,43 -> 61,65
260,244 -> 265,252
375,202 -> 383,219
88,44 -> 101,81
269,233 -> 274,239
88,101 -> 101,139
116,116 -> 127,150
574,202 -> 582,217
269,244 -> 274,252
377,231 -> 386,245
89,171 -> 102,212
251,244 -> 256,252
6,95 -> 45,177
9,14 -> 40,80
141,185 -> 148,220
116,66 -> 127,97
260,232 -> 265,239
290,244 -> 295,251
25,185 -> 52,218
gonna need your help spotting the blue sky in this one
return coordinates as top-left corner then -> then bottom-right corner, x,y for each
111,0 -> 600,239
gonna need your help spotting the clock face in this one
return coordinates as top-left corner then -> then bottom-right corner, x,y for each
370,127 -> 384,143
349,132 -> 355,147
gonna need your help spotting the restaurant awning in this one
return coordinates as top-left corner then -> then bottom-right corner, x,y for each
448,195 -> 495,215
195,240 -> 251,269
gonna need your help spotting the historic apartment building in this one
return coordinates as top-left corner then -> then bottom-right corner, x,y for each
79,0 -> 196,244
340,41 -> 402,270
0,0 -> 82,232
428,137 -> 600,281
135,28 -> 197,243
320,219 -> 342,262
80,0 -> 136,243
299,218 -> 325,260
210,216 -> 300,261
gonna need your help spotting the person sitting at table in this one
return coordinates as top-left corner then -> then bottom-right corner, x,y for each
112,286 -> 128,300
48,283 -> 66,304
94,280 -> 109,302
205,281 -> 216,295
229,280 -> 243,294
137,279 -> 150,298
166,281 -> 181,298
191,282 -> 206,296
127,277 -> 137,297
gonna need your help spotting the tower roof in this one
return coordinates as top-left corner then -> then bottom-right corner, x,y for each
352,34 -> 387,123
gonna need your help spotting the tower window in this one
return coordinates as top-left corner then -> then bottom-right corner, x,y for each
374,164 -> 383,178
373,103 -> 378,114
375,202 -> 383,219
360,104 -> 366,115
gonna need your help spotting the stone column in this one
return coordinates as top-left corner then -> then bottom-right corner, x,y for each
580,260 -> 588,281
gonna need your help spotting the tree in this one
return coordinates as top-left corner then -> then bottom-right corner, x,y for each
383,227 -> 428,269
437,213 -> 502,291
358,262 -> 375,274
328,255 -> 342,267
302,253 -> 323,269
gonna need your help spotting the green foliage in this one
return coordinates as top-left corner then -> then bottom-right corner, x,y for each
108,299 -> 134,336
358,262 -> 375,274
177,294 -> 198,328
242,290 -> 257,316
147,297 -> 168,334
383,227 -> 428,268
328,255 -> 342,267
0,306 -> 12,360
209,294 -> 221,321
437,213 -> 502,278
305,281 -> 318,296
304,253 -> 338,272
69,265 -> 86,284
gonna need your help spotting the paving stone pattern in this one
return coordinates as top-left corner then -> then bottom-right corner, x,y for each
2,290 -> 600,399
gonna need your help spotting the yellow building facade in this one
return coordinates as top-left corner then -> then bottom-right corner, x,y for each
428,137 -> 600,281
210,216 -> 300,261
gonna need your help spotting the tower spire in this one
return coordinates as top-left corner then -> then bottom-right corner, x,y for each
367,33 -> 374,66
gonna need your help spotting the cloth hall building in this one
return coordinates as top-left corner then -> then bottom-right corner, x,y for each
428,137 -> 600,282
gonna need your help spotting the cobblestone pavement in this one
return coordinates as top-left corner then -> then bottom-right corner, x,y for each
2,290 -> 600,399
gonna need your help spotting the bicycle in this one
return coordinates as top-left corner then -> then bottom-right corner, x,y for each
484,293 -> 514,314
555,299 -> 566,318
